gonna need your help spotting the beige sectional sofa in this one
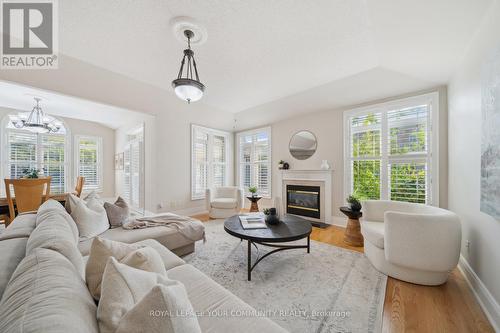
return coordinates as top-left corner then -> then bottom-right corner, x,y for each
0,200 -> 287,333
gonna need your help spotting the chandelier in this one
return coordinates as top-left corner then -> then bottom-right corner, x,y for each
172,30 -> 205,103
11,98 -> 61,133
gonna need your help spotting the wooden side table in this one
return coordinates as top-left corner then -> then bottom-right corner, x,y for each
340,206 -> 364,247
246,196 -> 262,212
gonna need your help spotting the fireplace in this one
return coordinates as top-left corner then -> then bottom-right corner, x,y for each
286,185 -> 321,219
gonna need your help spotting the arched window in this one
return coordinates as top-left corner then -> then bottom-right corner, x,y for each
2,113 -> 69,194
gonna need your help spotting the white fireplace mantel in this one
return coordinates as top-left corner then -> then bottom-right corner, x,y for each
276,169 -> 333,224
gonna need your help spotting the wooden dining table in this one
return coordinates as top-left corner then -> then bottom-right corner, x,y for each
0,193 -> 68,216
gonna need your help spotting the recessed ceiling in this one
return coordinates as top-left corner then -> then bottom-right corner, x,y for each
4,0 -> 494,119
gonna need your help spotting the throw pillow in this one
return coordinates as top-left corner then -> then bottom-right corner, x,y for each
85,237 -> 166,300
97,258 -> 200,333
103,196 -> 129,228
68,194 -> 109,240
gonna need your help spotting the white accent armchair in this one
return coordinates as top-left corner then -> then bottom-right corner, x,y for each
360,200 -> 461,285
206,186 -> 243,219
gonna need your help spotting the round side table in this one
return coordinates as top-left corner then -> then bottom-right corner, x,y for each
246,196 -> 262,212
340,206 -> 364,247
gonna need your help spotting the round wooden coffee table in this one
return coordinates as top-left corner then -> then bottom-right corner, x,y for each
340,206 -> 364,247
224,214 -> 312,281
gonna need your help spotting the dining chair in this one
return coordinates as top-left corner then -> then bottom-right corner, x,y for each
4,177 -> 52,223
73,176 -> 85,197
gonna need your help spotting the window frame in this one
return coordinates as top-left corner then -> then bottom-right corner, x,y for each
236,126 -> 272,198
190,124 -> 231,200
1,114 -> 70,196
343,92 -> 439,206
74,135 -> 103,192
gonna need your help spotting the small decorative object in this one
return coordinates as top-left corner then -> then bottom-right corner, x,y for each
263,208 -> 270,215
282,162 -> 290,170
320,160 -> 330,170
346,195 -> 362,212
265,208 -> 280,225
248,186 -> 258,197
22,168 -> 41,179
278,160 -> 285,170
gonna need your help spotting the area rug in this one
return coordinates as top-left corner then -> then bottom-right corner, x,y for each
184,219 -> 387,333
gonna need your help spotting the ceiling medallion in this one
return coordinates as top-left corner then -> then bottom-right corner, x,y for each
172,29 -> 205,104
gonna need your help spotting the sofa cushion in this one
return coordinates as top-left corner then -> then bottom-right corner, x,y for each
86,237 -> 143,300
78,220 -> 205,256
104,196 -> 129,228
121,246 -> 167,276
69,194 -> 110,239
361,220 -> 385,249
26,205 -> 84,277
0,238 -> 28,299
133,238 -> 186,270
0,248 -> 99,333
115,284 -> 201,333
0,213 -> 37,240
166,264 -> 288,333
98,258 -> 200,333
211,198 -> 238,209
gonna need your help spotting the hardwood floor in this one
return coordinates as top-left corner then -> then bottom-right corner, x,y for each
191,214 -> 494,332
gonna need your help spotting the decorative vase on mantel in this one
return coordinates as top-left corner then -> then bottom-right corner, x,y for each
320,160 -> 330,170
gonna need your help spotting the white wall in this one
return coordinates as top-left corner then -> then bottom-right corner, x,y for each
0,107 -> 115,197
448,0 -> 500,327
236,87 -> 448,222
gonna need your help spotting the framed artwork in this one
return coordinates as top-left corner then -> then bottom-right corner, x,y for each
115,152 -> 124,170
480,47 -> 500,219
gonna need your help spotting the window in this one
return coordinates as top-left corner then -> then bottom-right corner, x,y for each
2,116 -> 68,195
191,125 -> 231,200
344,93 -> 438,205
123,126 -> 144,212
75,136 -> 102,191
236,127 -> 271,198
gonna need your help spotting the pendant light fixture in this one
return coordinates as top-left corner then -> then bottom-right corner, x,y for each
172,30 -> 205,103
10,97 -> 61,133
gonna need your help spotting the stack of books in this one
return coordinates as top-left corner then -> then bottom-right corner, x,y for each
239,212 -> 268,229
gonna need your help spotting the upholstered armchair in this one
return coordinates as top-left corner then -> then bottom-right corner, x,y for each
206,186 -> 243,219
360,200 -> 461,285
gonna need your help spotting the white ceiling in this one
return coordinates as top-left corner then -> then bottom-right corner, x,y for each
0,81 -> 150,129
8,0 -> 494,120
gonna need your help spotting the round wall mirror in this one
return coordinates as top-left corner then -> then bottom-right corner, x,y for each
289,130 -> 317,160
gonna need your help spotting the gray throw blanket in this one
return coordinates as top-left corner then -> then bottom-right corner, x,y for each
122,213 -> 205,242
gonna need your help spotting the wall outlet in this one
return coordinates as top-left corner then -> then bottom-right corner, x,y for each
465,240 -> 471,253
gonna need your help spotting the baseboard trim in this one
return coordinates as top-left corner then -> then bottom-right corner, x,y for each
458,255 -> 500,332
331,216 -> 347,228
172,207 -> 208,216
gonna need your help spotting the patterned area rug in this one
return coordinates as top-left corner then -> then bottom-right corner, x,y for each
184,219 -> 387,333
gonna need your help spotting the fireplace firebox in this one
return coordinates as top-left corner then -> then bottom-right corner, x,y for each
286,185 -> 320,219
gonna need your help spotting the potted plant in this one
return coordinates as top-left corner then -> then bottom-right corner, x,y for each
278,160 -> 285,170
346,194 -> 362,212
22,168 -> 41,179
248,186 -> 258,197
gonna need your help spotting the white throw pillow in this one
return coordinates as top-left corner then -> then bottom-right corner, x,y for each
68,194 -> 109,240
98,257 -> 201,333
86,237 -> 166,300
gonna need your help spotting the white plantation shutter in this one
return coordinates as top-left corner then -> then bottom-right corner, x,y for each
123,127 -> 144,211
2,124 -> 68,196
237,127 -> 271,197
191,125 -> 230,200
7,131 -> 38,180
345,94 -> 437,205
76,136 -> 102,191
41,134 -> 66,194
